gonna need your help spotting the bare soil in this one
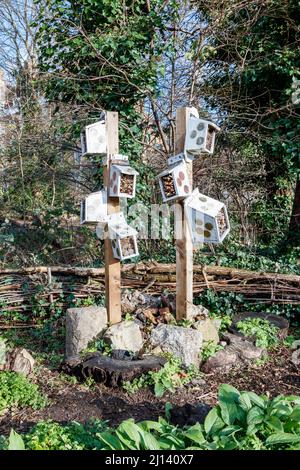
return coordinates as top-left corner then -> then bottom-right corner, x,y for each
0,346 -> 299,436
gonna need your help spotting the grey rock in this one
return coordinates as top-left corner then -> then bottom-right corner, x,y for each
133,318 -> 144,329
142,294 -> 161,308
292,340 -> 300,350
150,324 -> 202,367
202,347 -> 238,373
136,311 -> 148,324
236,341 -> 264,361
222,332 -> 264,361
103,321 -> 143,354
161,293 -> 176,314
191,304 -> 210,319
10,348 -> 35,376
202,332 -> 265,373
212,318 -> 222,332
194,318 -> 219,345
122,290 -> 161,314
66,306 -> 107,359
121,297 -> 136,315
291,349 -> 300,366
221,331 -> 246,345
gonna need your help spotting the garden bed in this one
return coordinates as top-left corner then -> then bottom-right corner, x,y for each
0,344 -> 299,437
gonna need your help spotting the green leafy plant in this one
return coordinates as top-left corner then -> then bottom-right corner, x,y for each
176,319 -> 194,328
123,355 -> 200,397
196,290 -> 244,317
73,295 -> 105,308
81,338 -> 112,356
236,318 -> 279,349
84,377 -> 96,389
24,420 -> 108,450
195,242 -> 300,277
283,328 -> 300,348
209,313 -> 232,332
7,430 -> 25,451
124,312 -> 134,322
0,372 -> 48,414
201,341 -> 224,362
254,356 -> 271,367
202,384 -> 300,450
3,384 -> 300,450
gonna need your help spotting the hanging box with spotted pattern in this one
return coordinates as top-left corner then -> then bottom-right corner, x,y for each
157,161 -> 191,202
108,212 -> 139,261
184,189 -> 230,244
109,164 -> 139,199
185,118 -> 220,156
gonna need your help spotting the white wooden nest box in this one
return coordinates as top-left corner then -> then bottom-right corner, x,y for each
80,189 -> 108,225
108,212 -> 139,261
80,120 -> 107,156
184,189 -> 230,244
157,161 -> 191,202
109,164 -> 139,198
185,117 -> 220,156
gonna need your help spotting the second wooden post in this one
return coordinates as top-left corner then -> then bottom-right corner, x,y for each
103,111 -> 122,324
175,107 -> 193,320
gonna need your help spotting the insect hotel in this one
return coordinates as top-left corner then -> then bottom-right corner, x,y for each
109,163 -> 139,199
80,120 -> 107,156
184,189 -> 230,244
157,161 -> 191,202
80,189 -> 108,225
108,212 -> 139,261
76,109 -> 229,326
185,117 -> 220,155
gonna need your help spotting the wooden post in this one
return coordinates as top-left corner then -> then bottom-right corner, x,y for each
175,107 -> 193,320
103,111 -> 121,324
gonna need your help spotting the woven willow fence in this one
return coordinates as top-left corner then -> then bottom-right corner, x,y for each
0,263 -> 299,325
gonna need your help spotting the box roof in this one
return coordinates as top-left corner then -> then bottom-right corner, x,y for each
185,188 -> 224,217
111,164 -> 139,176
107,212 -> 137,237
157,160 -> 187,178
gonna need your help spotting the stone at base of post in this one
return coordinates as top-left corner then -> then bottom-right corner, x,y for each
65,306 -> 107,359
